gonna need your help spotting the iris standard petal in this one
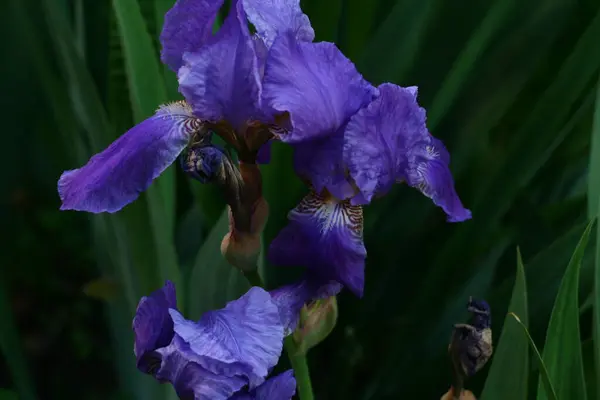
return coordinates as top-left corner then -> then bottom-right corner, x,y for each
155,341 -> 247,400
178,0 -> 261,131
269,191 -> 366,297
242,0 -> 313,48
262,32 -> 377,143
230,370 -> 297,400
170,287 -> 284,387
160,0 -> 225,72
58,102 -> 200,213
132,281 -> 178,373
343,83 -> 427,204
270,278 -> 342,333
406,137 -> 472,222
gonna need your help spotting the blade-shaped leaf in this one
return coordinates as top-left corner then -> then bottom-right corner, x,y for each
590,71 -> 600,394
187,210 -> 250,319
111,0 -> 181,292
480,248 -> 529,400
537,220 -> 594,400
509,313 -> 557,400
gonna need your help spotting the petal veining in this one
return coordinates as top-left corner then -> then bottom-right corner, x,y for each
170,287 -> 284,387
269,191 -> 366,297
160,0 -> 226,72
178,0 -> 261,131
58,101 -> 200,213
243,0 -> 314,48
262,32 -> 377,143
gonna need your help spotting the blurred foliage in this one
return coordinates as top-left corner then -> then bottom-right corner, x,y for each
1,0 -> 600,399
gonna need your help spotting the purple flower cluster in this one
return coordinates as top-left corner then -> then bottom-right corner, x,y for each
57,0 -> 472,397
133,281 -> 296,399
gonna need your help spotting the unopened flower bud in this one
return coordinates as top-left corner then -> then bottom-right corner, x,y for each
221,197 -> 269,271
291,296 -> 338,356
440,388 -> 476,400
181,143 -> 243,192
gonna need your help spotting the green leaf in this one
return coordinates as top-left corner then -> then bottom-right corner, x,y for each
153,0 -> 179,101
537,220 -> 594,400
509,313 -> 558,400
358,0 -> 438,83
480,248 -> 529,400
111,0 -> 181,293
186,210 -> 250,319
427,0 -> 517,131
582,339 -> 596,400
587,67 -> 600,219
591,75 -> 600,397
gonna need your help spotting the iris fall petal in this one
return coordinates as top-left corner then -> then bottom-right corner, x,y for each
269,191 -> 366,297
58,102 -> 200,213
132,281 -> 178,373
169,287 -> 284,387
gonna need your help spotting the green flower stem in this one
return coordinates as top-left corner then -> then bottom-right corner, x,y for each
242,270 -> 264,287
284,337 -> 314,400
241,268 -> 315,400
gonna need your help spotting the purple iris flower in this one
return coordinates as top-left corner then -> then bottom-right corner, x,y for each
58,0 -> 313,213
133,281 -> 291,399
229,370 -> 297,400
264,37 -> 471,296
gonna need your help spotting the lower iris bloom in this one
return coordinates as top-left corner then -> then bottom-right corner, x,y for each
264,35 -> 471,297
133,281 -> 294,400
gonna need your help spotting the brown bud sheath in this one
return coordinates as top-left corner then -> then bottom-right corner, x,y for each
221,196 -> 269,272
440,388 -> 476,400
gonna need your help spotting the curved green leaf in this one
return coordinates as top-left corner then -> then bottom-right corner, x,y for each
590,72 -> 600,397
187,210 -> 250,319
537,220 -> 594,400
480,248 -> 529,400
111,0 -> 181,293
509,313 -> 557,400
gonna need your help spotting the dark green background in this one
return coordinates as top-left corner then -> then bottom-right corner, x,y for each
1,0 -> 599,399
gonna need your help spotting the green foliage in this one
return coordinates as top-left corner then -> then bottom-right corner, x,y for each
480,249 -> 529,400
537,221 -> 593,400
2,0 -> 600,398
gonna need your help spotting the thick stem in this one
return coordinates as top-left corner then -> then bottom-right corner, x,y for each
240,268 -> 315,400
284,337 -> 314,400
242,270 -> 264,287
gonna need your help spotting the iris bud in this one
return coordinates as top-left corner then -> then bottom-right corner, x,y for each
291,296 -> 338,356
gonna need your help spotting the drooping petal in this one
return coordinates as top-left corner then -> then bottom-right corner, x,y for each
270,278 -> 342,333
230,370 -> 297,400
178,0 -> 261,131
405,137 -> 472,222
132,281 -> 178,373
155,339 -> 248,400
243,0 -> 313,48
262,32 -> 377,143
343,83 -> 427,204
160,0 -> 225,72
170,287 -> 284,387
269,191 -> 366,297
58,102 -> 200,213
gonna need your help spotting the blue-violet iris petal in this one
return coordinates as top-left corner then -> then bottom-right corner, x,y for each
58,102 -> 200,213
